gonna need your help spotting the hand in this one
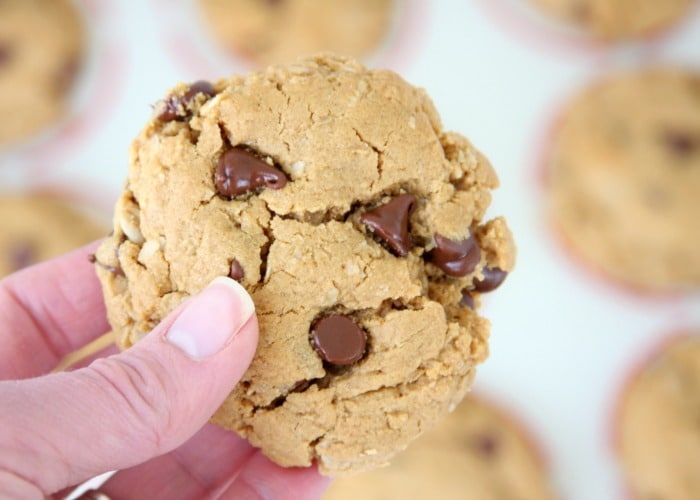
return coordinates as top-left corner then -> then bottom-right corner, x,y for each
0,243 -> 329,499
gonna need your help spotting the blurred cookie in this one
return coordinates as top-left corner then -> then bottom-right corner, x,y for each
325,396 -> 555,500
0,0 -> 85,146
545,68 -> 700,292
0,194 -> 106,278
197,0 -> 394,65
618,335 -> 700,500
527,0 -> 694,39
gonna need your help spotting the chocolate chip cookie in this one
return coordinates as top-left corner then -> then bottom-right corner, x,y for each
325,395 -> 555,500
527,0 -> 694,39
197,0 -> 394,65
0,194 -> 107,278
618,335 -> 700,500
545,68 -> 700,292
0,0 -> 85,146
94,54 -> 516,475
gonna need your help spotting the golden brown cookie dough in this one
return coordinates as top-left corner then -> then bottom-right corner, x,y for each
0,0 -> 85,146
0,194 -> 107,278
197,0 -> 394,65
527,0 -> 694,39
545,68 -> 700,292
618,335 -> 700,500
325,396 -> 555,500
94,54 -> 515,475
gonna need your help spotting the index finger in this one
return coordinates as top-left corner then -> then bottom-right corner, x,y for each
0,241 -> 110,380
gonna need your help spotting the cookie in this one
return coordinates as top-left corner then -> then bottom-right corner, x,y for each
545,69 -> 700,292
0,0 -> 85,146
618,335 -> 700,500
0,194 -> 107,278
325,395 -> 555,500
527,0 -> 694,39
197,0 -> 394,65
94,54 -> 516,475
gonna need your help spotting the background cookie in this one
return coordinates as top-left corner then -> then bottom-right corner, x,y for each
325,395 -> 555,500
526,0 -> 694,39
0,193 -> 107,278
197,0 -> 394,65
617,335 -> 700,500
545,68 -> 700,293
0,0 -> 85,147
94,54 -> 515,475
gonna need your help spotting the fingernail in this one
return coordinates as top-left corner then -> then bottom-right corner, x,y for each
166,277 -> 255,359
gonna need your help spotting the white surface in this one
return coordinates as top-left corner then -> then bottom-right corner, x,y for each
2,1 -> 699,499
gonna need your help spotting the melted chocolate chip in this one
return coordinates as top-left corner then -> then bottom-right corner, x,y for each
289,379 -> 311,393
56,57 -> 80,95
473,433 -> 499,458
0,44 -> 11,68
663,129 -> 698,156
360,194 -> 416,257
9,243 -> 34,272
473,267 -> 508,293
183,80 -> 216,105
215,147 -> 287,198
158,80 -> 216,122
229,258 -> 244,281
429,232 -> 481,277
311,314 -> 366,366
88,253 -> 125,277
459,289 -> 475,310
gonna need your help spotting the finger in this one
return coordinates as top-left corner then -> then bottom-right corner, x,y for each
0,241 -> 109,380
100,425 -> 330,500
221,453 -> 331,500
60,343 -> 119,372
55,332 -> 115,372
0,277 -> 258,496
97,424 -> 257,499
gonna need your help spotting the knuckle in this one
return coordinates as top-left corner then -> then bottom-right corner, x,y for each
87,355 -> 177,451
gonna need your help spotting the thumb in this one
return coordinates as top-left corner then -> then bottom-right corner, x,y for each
0,277 -> 258,496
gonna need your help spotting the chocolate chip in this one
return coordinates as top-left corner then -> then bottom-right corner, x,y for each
290,379 -> 311,393
0,44 -> 12,68
360,194 -> 416,257
56,56 -> 80,95
88,253 -> 125,277
473,267 -> 508,293
662,129 -> 698,156
459,289 -> 474,309
229,258 -> 244,281
429,232 -> 481,277
215,147 -> 288,198
311,314 -> 366,366
183,80 -> 216,105
158,80 -> 216,122
473,433 -> 499,458
9,243 -> 34,272
571,2 -> 591,22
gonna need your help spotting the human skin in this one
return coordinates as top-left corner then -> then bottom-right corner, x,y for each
0,242 -> 329,499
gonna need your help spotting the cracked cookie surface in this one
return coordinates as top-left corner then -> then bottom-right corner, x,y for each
0,0 -> 85,146
325,396 -> 555,500
546,69 -> 700,292
197,0 -> 394,65
0,194 -> 106,278
527,0 -> 693,39
618,336 -> 700,500
94,54 -> 515,475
